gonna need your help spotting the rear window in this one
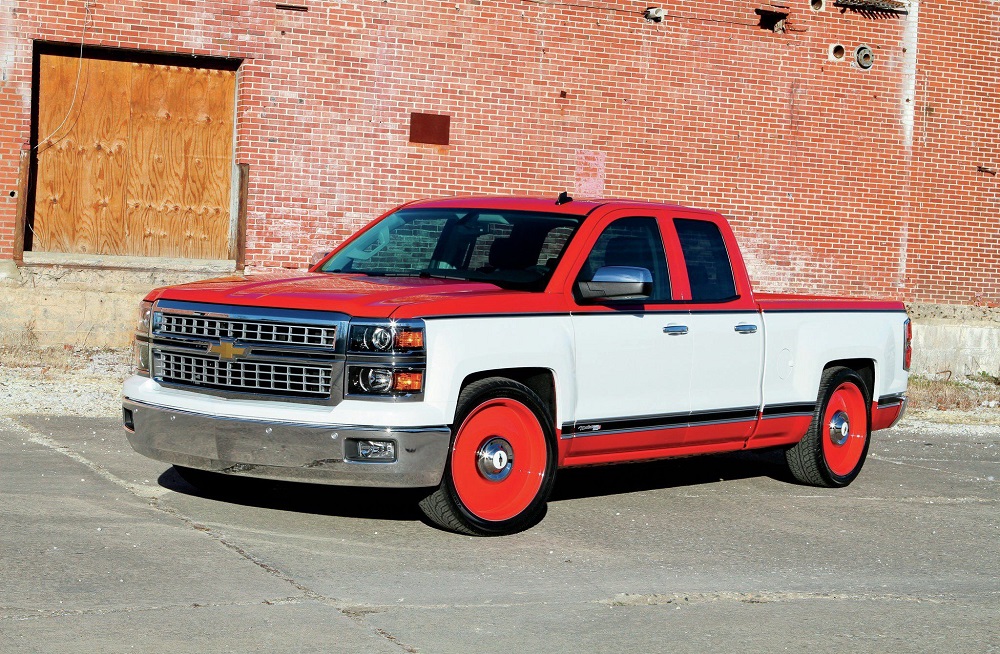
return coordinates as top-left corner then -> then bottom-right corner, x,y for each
675,218 -> 737,302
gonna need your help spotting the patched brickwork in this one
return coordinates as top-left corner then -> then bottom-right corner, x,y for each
0,0 -> 997,306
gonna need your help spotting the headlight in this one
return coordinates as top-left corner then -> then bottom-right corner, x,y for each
348,367 -> 424,396
348,322 -> 424,354
134,341 -> 150,375
345,320 -> 425,399
359,367 -> 394,393
134,300 -> 154,376
137,300 -> 153,334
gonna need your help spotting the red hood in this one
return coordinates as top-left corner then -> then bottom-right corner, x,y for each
149,272 -> 562,318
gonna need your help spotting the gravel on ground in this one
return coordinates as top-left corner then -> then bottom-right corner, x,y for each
0,347 -> 132,418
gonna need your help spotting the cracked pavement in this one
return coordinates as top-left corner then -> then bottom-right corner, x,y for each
0,412 -> 998,653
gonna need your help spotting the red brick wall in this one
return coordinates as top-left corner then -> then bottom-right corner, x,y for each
1,0 -> 996,305
909,2 -> 1000,307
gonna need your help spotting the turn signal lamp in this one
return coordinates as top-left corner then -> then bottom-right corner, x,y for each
395,329 -> 424,351
392,371 -> 423,393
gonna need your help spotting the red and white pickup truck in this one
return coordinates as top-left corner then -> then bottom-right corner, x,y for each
123,197 -> 910,535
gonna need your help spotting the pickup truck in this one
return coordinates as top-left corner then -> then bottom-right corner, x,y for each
123,196 -> 911,535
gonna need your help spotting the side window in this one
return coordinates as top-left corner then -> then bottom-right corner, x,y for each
674,218 -> 737,302
577,217 -> 671,302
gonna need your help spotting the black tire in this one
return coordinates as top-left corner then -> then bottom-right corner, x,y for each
419,377 -> 557,536
786,366 -> 872,487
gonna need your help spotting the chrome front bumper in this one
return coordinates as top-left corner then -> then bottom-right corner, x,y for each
122,399 -> 451,488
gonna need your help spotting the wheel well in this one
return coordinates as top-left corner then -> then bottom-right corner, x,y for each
459,368 -> 556,422
824,359 -> 875,402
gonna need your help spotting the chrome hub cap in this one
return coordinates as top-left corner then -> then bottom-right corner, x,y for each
476,437 -> 514,482
828,410 -> 850,446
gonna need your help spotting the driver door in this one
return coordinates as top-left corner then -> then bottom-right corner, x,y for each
566,211 -> 693,460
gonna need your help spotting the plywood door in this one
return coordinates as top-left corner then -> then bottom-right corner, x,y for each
33,54 -> 236,259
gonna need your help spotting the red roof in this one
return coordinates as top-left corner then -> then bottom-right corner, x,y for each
404,196 -> 688,216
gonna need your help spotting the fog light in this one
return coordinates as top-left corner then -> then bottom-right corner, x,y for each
123,407 -> 135,431
356,440 -> 395,460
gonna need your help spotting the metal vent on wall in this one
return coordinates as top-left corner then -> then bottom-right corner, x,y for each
833,0 -> 908,14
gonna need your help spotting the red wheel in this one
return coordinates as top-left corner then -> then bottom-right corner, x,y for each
450,398 -> 547,522
786,367 -> 871,487
419,378 -> 556,535
821,381 -> 868,477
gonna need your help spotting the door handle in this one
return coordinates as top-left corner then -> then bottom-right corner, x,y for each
663,324 -> 689,336
734,324 -> 758,334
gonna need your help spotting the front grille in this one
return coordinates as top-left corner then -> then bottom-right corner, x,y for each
157,351 -> 333,398
158,313 -> 336,348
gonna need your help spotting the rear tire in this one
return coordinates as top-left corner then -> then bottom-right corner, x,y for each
419,377 -> 557,535
786,367 -> 871,487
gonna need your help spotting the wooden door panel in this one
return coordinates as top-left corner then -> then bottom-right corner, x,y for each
33,54 -> 235,259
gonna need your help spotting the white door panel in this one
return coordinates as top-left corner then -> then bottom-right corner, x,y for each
686,312 -> 764,414
572,313 -> 692,422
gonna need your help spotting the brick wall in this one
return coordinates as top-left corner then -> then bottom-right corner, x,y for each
0,0 -> 997,306
909,2 -> 1000,307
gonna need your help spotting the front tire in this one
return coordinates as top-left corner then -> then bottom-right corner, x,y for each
786,367 -> 871,487
419,378 -> 557,535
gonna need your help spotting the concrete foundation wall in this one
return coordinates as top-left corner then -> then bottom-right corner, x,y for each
0,259 -> 235,349
907,303 -> 1000,377
911,321 -> 1000,378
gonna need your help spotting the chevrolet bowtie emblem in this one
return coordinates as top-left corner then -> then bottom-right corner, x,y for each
208,340 -> 247,360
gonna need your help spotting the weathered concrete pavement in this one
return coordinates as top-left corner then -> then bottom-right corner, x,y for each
1,413 -> 997,653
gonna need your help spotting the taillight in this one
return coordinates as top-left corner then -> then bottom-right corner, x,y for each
903,318 -> 912,371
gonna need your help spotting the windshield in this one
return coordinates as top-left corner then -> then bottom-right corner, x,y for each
319,208 -> 584,291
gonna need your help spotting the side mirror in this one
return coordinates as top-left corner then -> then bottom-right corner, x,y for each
577,266 -> 652,301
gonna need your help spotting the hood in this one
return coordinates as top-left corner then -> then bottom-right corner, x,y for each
149,271 -> 535,318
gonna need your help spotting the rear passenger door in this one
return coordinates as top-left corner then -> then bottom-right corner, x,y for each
670,212 -> 764,445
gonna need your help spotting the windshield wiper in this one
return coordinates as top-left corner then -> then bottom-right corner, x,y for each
418,270 -> 474,281
326,270 -> 421,277
326,269 -> 480,281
